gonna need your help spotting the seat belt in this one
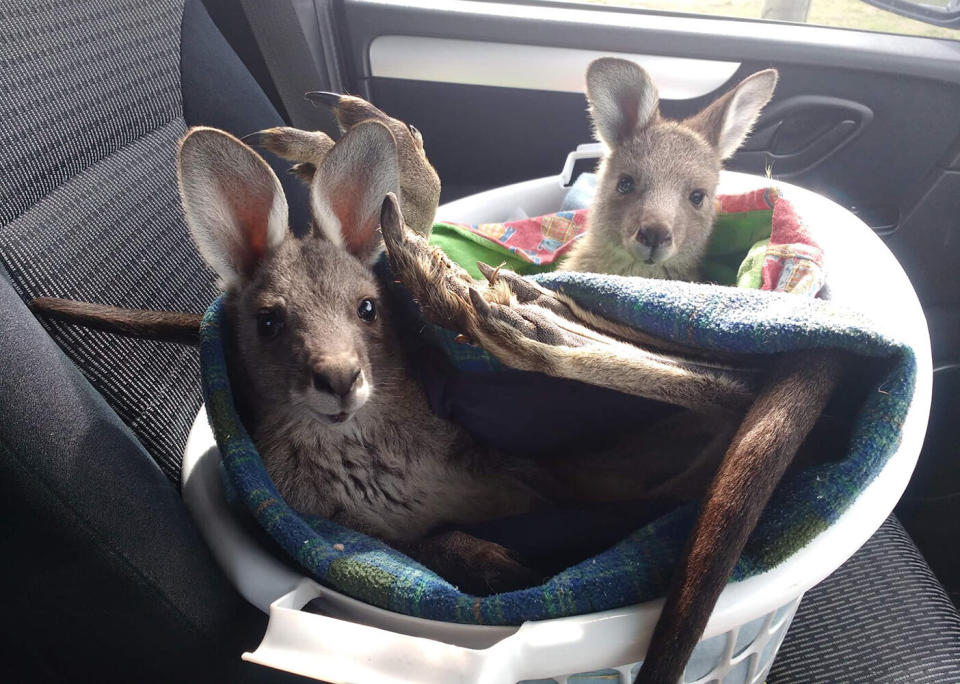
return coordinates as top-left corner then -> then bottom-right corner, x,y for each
238,0 -> 340,134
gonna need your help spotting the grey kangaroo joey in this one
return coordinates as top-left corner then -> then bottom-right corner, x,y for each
178,122 -> 553,595
564,58 -> 778,281
558,58 -> 845,684
29,92 -> 440,344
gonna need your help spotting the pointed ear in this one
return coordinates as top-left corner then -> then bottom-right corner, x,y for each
177,127 -> 288,286
309,120 -> 400,263
586,58 -> 659,147
686,69 -> 778,160
379,191 -> 404,242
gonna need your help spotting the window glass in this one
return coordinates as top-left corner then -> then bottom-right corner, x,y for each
537,0 -> 959,41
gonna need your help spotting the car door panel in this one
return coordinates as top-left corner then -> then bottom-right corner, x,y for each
342,7 -> 959,201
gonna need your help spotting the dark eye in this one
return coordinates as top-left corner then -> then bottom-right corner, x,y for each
357,298 -> 377,322
616,175 -> 635,194
256,307 -> 284,340
407,123 -> 422,141
689,190 -> 706,208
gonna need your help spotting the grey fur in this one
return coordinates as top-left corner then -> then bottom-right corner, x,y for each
180,125 -> 537,548
565,59 -> 778,280
246,94 -> 441,239
554,61 -> 846,684
178,127 -> 288,288
586,57 -> 660,147
179,120 -> 754,593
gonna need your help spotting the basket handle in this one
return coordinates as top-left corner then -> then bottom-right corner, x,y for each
243,578 -> 658,683
559,142 -> 606,187
244,579 -> 498,683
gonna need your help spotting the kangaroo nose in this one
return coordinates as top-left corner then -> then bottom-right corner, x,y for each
313,365 -> 362,398
636,224 -> 673,249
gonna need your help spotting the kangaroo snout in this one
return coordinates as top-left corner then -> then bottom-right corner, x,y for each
636,223 -> 672,250
312,364 -> 361,398
631,218 -> 676,264
308,351 -> 369,420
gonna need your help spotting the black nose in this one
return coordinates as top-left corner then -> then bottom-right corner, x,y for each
313,366 -> 361,398
636,224 -> 673,249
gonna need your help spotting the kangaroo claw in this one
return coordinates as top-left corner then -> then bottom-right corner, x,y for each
288,162 -> 317,183
477,260 -> 507,285
381,207 -> 754,415
304,90 -> 343,108
240,130 -> 269,147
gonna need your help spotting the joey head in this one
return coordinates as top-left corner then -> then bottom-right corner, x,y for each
179,122 -> 546,594
563,58 -> 778,281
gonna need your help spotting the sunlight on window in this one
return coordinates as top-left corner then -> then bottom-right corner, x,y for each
528,0 -> 959,41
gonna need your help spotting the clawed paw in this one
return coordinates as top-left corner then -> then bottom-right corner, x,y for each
242,127 -> 335,169
456,537 -> 544,595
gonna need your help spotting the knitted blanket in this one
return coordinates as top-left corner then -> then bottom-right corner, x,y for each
199,269 -> 914,626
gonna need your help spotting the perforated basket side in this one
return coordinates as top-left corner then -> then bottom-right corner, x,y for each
519,595 -> 801,684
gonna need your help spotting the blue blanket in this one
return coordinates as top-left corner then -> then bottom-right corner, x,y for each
199,264 -> 914,626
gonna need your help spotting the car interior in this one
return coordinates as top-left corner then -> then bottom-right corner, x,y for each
1,0 -> 959,681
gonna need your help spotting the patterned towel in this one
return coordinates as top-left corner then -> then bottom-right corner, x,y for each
200,271 -> 914,625
429,210 -> 588,279
433,184 -> 824,295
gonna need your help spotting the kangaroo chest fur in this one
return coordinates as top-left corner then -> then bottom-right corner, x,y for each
565,226 -> 707,282
247,375 -> 537,543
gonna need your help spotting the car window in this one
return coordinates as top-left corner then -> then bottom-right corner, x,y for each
529,0 -> 960,41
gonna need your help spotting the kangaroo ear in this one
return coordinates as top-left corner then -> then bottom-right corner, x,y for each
309,120 -> 400,263
586,58 -> 659,147
686,69 -> 778,160
177,127 -> 288,287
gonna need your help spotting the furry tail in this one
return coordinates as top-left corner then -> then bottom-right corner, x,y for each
635,349 -> 843,684
30,297 -> 202,346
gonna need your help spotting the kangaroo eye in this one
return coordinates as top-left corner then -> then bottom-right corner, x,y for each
689,190 -> 706,208
256,307 -> 285,340
616,175 -> 635,194
407,123 -> 422,142
357,298 -> 377,322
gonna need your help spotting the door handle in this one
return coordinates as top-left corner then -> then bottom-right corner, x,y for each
736,96 -> 873,178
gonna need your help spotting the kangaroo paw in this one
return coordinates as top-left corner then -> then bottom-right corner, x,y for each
402,530 -> 543,596
381,193 -> 478,332
380,193 -> 754,414
243,127 -> 335,171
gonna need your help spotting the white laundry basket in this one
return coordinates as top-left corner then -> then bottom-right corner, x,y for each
181,161 -> 932,684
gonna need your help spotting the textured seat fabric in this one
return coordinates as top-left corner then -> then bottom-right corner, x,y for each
0,0 -> 310,680
0,0 -> 215,482
0,0 -> 312,484
770,516 -> 960,683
